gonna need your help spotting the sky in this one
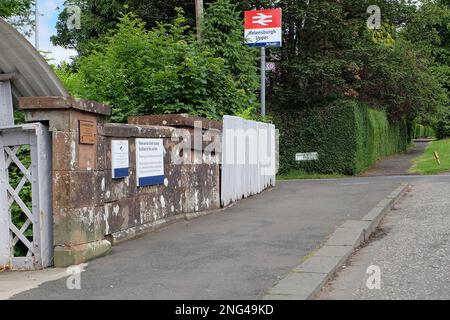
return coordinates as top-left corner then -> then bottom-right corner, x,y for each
31,0 -> 77,64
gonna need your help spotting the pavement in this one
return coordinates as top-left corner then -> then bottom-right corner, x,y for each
6,177 -> 407,300
359,141 -> 430,177
316,179 -> 450,300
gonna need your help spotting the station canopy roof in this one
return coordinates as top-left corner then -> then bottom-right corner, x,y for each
0,18 -> 68,107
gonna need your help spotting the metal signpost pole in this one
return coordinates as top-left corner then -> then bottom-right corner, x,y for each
245,8 -> 281,116
260,47 -> 266,116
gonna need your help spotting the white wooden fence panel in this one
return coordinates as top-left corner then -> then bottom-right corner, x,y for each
221,116 -> 276,207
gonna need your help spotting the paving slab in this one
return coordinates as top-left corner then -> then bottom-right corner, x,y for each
293,256 -> 343,274
268,272 -> 327,299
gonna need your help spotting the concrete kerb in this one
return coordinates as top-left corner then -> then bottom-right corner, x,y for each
262,182 -> 410,300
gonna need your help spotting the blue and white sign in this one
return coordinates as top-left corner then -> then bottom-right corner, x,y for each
136,138 -> 165,187
111,140 -> 129,179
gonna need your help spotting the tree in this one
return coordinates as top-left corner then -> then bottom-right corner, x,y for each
51,0 -> 203,57
51,0 -> 276,57
66,12 -> 256,122
0,0 -> 33,17
401,0 -> 450,135
0,0 -> 34,36
268,0 -> 446,122
202,0 -> 259,99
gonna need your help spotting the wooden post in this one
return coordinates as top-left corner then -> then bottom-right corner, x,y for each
433,151 -> 441,165
195,0 -> 204,42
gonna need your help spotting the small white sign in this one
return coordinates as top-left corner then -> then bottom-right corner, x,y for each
266,62 -> 276,71
111,140 -> 129,179
296,152 -> 319,161
136,138 -> 165,187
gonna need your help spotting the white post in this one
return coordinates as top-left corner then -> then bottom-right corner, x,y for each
0,150 -> 9,268
260,47 -> 266,116
0,80 -> 14,127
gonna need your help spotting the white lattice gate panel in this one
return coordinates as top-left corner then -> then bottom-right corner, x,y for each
221,116 -> 276,207
0,123 -> 53,270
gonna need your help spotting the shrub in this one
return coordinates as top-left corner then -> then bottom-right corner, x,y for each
434,108 -> 450,139
64,10 -> 258,123
274,100 -> 410,175
413,124 -> 436,138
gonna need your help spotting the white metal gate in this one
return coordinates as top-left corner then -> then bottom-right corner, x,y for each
0,123 -> 53,270
221,116 -> 277,207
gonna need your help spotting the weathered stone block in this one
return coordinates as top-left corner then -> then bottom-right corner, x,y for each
138,192 -> 164,224
53,131 -> 98,171
54,239 -> 111,268
68,171 -> 97,208
53,206 -> 106,246
96,135 -> 106,171
103,169 -> 136,203
52,171 -> 71,209
103,198 -> 139,235
19,96 -> 111,116
52,131 -> 75,171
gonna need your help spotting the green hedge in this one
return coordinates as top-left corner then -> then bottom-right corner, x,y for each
434,109 -> 450,139
413,124 -> 435,139
274,100 -> 411,175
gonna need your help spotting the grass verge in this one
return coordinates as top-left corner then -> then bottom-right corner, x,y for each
408,139 -> 450,175
277,169 -> 346,181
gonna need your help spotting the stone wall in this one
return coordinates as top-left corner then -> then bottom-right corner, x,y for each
19,97 -> 221,267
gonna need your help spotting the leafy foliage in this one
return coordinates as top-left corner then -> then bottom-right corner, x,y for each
413,124 -> 436,139
434,108 -> 450,138
52,0 -> 204,57
401,0 -> 450,137
7,146 -> 33,257
269,0 -> 447,123
0,0 -> 33,17
0,0 -> 35,36
202,0 -> 259,95
51,0 -> 273,57
274,100 -> 410,175
67,11 -> 257,122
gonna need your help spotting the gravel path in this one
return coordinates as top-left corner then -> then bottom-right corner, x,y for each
317,180 -> 450,300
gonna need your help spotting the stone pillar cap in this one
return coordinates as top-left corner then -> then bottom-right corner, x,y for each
19,96 -> 111,116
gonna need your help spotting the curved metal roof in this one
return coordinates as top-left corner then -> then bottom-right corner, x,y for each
0,18 -> 68,106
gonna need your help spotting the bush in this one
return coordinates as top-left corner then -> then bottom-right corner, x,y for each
413,124 -> 436,138
434,109 -> 450,139
274,100 -> 410,175
62,10 -> 258,123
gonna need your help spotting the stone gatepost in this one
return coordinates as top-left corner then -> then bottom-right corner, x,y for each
19,97 -> 112,267
18,97 -> 222,268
